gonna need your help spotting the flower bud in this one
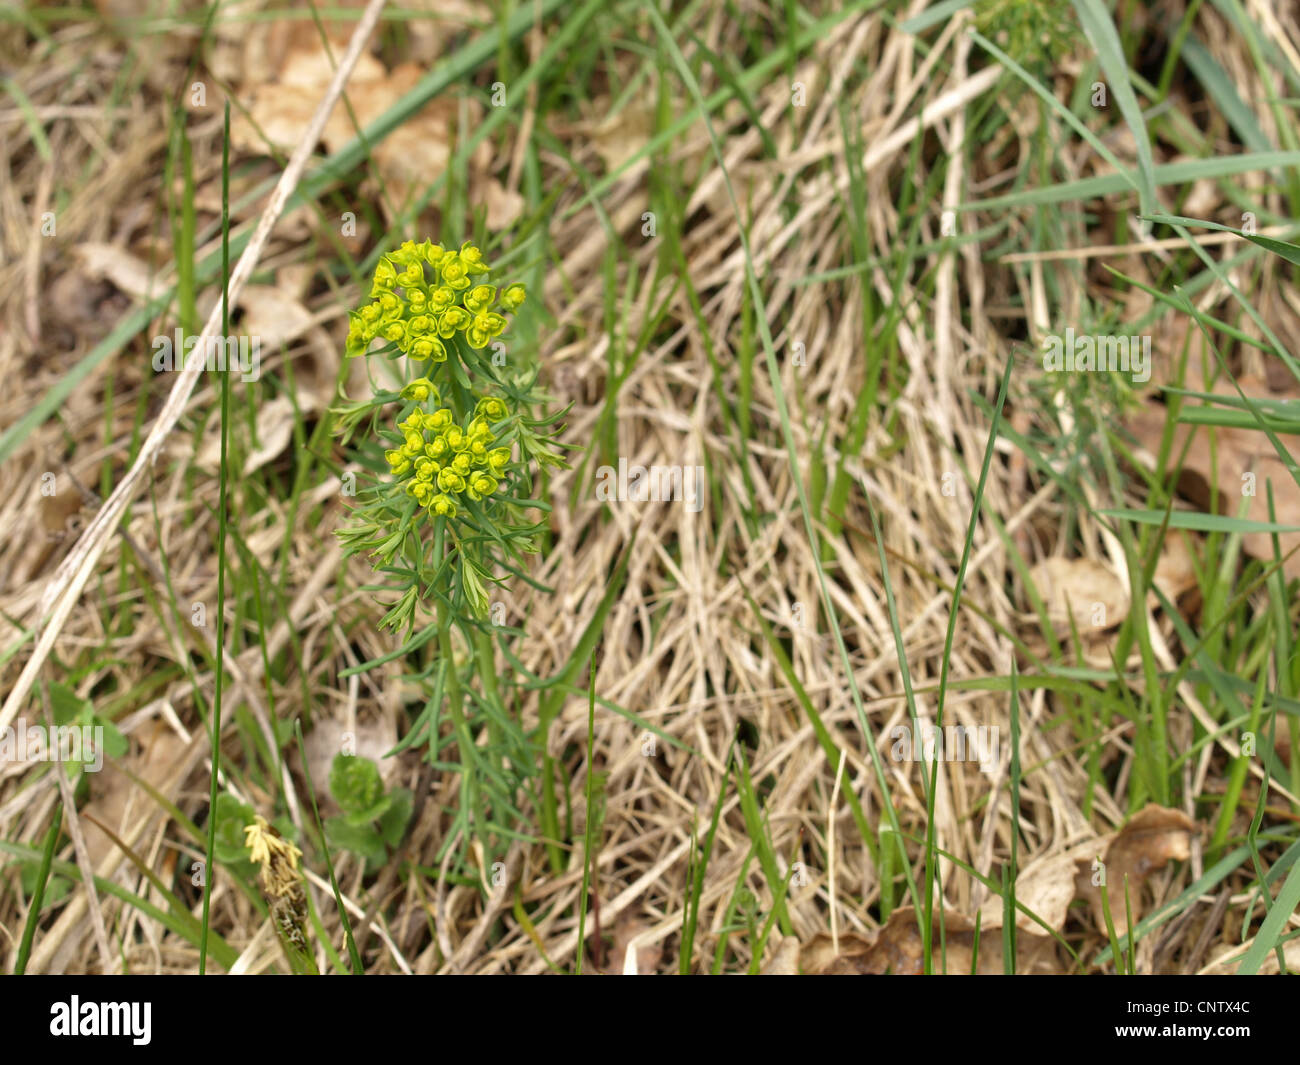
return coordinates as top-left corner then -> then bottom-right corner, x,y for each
440,255 -> 468,288
464,284 -> 496,313
370,257 -> 398,296
500,283 -> 527,311
401,378 -> 438,404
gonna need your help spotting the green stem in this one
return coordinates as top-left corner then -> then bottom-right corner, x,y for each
440,624 -> 476,828
538,712 -> 566,874
539,760 -> 565,872
474,630 -> 504,750
473,629 -> 507,861
433,520 -> 477,841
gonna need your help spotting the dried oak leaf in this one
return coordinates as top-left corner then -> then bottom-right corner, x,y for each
1074,804 -> 1199,938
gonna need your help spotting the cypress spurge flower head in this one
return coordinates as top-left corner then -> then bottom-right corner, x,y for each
384,392 -> 512,522
342,239 -> 527,363
475,395 -> 509,423
458,241 -> 489,274
370,256 -> 398,296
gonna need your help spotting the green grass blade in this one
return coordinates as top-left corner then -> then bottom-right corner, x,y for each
13,803 -> 62,975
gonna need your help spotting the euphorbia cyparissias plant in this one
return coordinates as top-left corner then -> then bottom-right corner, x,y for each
333,238 -> 570,871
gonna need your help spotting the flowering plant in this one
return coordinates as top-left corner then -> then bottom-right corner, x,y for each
332,238 -> 568,873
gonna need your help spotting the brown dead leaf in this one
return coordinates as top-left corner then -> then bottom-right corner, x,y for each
231,38 -> 521,229
1074,804 -> 1199,938
1127,375 -> 1300,579
482,179 -> 525,233
585,104 -> 655,175
16,475 -> 86,583
803,907 -> 1059,974
1260,290 -> 1300,391
979,837 -> 1107,934
1152,529 -> 1200,604
400,0 -> 491,64
605,914 -> 662,975
759,933 -> 801,975
46,268 -> 130,346
1201,936 -> 1300,975
82,719 -> 188,869
1020,630 -> 1141,671
237,284 -> 315,350
195,394 -> 318,475
72,243 -> 160,301
1026,556 -> 1130,633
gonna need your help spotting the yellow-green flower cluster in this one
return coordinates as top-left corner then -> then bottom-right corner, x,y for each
385,387 -> 512,519
346,239 -> 528,360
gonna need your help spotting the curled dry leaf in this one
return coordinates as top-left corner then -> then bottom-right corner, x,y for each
237,283 -> 315,350
1152,529 -> 1200,604
978,837 -> 1108,935
47,268 -> 129,345
240,271 -> 342,411
1025,556 -> 1130,634
802,907 -> 1059,975
584,104 -> 655,175
72,243 -> 160,301
14,476 -> 86,584
1074,804 -> 1199,938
